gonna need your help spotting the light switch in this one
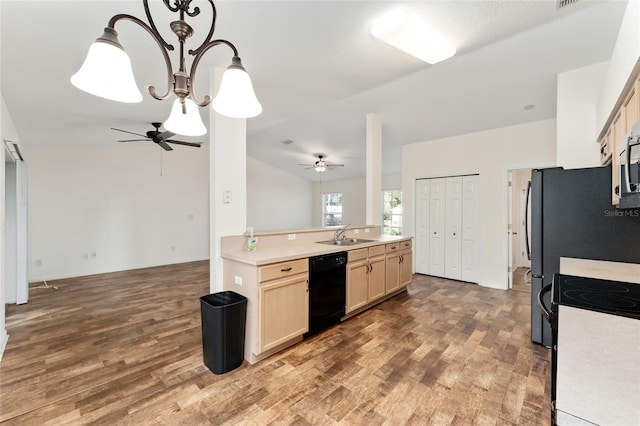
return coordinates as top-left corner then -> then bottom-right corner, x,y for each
223,190 -> 232,204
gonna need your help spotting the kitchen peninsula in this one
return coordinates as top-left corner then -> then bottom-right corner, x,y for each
221,226 -> 413,364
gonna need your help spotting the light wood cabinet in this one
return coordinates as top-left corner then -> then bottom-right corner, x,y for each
258,260 -> 308,353
346,245 -> 386,313
385,241 -> 413,293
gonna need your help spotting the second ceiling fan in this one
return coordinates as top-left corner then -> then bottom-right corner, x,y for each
111,122 -> 202,151
298,154 -> 344,173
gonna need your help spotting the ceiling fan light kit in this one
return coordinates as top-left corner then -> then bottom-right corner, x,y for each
298,154 -> 344,173
70,0 -> 262,136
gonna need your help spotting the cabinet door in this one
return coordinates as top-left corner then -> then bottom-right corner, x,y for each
259,275 -> 308,352
400,250 -> 413,287
445,177 -> 462,280
346,260 -> 368,313
429,178 -> 446,276
386,253 -> 401,294
368,255 -> 386,301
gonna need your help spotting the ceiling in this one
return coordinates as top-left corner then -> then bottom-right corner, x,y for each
0,1 -> 628,182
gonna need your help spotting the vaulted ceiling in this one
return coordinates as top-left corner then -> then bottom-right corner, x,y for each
0,1 -> 627,181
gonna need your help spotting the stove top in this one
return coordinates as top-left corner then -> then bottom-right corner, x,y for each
553,274 -> 640,320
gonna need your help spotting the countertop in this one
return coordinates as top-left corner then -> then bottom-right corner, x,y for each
222,235 -> 412,266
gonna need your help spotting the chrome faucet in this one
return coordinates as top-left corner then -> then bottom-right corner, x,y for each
334,224 -> 351,241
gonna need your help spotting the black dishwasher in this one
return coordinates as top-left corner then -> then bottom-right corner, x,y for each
304,252 -> 347,338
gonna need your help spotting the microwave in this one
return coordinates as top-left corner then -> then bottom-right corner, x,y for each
619,132 -> 640,209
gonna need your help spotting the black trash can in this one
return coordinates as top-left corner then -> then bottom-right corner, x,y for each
199,291 -> 247,375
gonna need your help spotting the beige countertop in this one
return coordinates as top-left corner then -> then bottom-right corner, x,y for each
222,235 -> 412,266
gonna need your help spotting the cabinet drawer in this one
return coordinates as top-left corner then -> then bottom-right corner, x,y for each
368,245 -> 386,257
386,243 -> 400,253
348,248 -> 368,263
259,258 -> 308,282
400,240 -> 412,250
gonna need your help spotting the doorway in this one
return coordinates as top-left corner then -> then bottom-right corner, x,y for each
507,168 -> 532,289
4,143 -> 28,305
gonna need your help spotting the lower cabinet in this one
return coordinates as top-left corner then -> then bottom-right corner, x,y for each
346,245 -> 386,313
386,241 -> 413,293
258,260 -> 308,353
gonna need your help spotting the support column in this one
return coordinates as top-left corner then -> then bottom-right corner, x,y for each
366,113 -> 382,226
209,67 -> 247,293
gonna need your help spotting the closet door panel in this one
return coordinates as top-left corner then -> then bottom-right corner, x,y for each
428,178 -> 446,277
445,177 -> 462,280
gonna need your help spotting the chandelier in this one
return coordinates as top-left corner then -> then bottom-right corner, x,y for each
71,0 -> 262,137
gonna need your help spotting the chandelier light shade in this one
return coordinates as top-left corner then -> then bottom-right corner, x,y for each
70,0 -> 261,135
70,30 -> 142,103
164,98 -> 207,136
212,57 -> 262,118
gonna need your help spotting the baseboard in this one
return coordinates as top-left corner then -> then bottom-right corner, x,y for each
479,281 -> 508,290
0,331 -> 8,363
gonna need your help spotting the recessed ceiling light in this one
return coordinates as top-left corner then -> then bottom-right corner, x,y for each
371,10 -> 456,64
524,104 -> 535,110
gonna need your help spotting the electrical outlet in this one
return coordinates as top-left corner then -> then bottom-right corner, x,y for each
234,276 -> 243,286
288,234 -> 296,240
365,228 -> 370,233
354,229 -> 360,234
90,251 -> 97,259
35,259 -> 43,266
223,190 -> 232,204
171,245 -> 176,252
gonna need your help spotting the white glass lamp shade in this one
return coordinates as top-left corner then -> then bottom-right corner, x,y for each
164,98 -> 207,137
212,57 -> 262,118
71,30 -> 142,103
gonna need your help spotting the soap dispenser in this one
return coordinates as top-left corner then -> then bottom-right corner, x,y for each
245,227 -> 257,251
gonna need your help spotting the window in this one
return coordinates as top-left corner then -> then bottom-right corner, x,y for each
383,190 -> 402,235
322,193 -> 343,226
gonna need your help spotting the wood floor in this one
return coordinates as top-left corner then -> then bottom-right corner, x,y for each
1,263 -> 550,425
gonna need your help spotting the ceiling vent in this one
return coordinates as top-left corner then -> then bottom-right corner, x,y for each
557,0 -> 579,9
281,139 -> 294,145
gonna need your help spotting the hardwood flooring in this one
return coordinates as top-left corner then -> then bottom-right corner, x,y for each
1,263 -> 550,425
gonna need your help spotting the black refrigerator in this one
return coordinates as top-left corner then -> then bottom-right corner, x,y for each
530,165 -> 640,346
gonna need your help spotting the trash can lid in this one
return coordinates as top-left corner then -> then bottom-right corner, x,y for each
200,291 -> 247,307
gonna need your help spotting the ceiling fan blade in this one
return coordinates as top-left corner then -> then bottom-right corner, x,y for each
328,164 -> 345,167
158,130 -> 175,140
157,141 -> 174,151
165,140 -> 202,148
111,128 -> 147,138
118,139 -> 150,142
297,164 -> 314,167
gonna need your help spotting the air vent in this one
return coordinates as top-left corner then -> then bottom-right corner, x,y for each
557,0 -> 578,9
281,139 -> 294,145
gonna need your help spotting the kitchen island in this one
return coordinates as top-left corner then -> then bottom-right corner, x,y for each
221,226 -> 413,364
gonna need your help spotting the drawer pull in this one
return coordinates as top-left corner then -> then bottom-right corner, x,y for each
281,267 -> 293,272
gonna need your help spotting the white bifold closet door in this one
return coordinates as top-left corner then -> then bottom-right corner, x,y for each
428,178 -> 446,277
444,177 -> 462,280
414,174 -> 481,283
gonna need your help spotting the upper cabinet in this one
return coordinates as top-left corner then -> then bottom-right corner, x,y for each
598,67 -> 640,206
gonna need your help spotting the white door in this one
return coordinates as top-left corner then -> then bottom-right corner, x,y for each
414,179 -> 430,274
461,175 -> 481,283
428,178 -> 446,277
444,177 -> 462,280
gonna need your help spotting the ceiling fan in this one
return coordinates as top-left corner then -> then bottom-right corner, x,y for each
111,122 -> 202,151
298,154 -> 344,173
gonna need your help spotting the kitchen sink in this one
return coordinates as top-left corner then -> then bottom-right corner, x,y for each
316,238 -> 376,246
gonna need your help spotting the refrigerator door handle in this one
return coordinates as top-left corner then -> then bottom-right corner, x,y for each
538,284 -> 553,323
532,274 -> 543,279
525,180 -> 531,261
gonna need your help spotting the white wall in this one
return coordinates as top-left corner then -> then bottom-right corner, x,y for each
557,62 -> 608,169
4,162 -> 16,303
402,119 -> 556,290
247,156 -> 313,232
597,0 -> 640,131
26,144 -> 210,282
311,174 -> 402,227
